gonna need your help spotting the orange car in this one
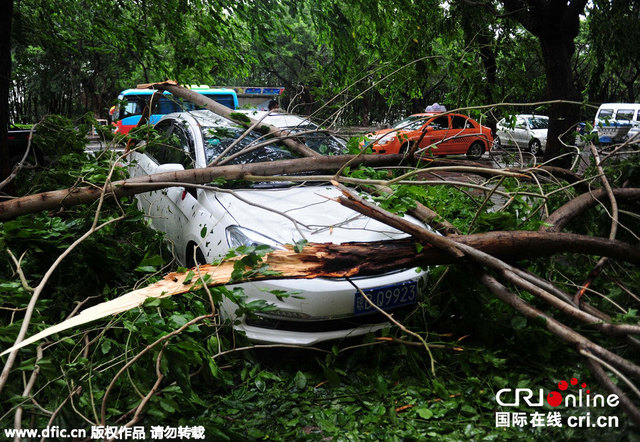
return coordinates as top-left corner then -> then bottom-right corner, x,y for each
363,112 -> 494,159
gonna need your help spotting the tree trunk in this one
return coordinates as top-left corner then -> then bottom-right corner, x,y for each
0,0 -> 14,196
539,33 -> 579,167
501,0 -> 588,167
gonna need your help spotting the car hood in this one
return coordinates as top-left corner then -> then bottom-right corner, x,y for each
212,185 -> 418,245
366,128 -> 398,138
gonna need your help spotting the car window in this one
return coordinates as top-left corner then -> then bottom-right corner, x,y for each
451,116 -> 471,129
527,117 -> 549,129
146,120 -> 196,169
152,96 -> 183,115
202,125 -> 296,165
515,119 -> 527,129
393,116 -> 429,131
598,109 -> 614,120
121,98 -> 145,118
429,116 -> 449,130
282,126 -> 346,155
616,109 -> 635,121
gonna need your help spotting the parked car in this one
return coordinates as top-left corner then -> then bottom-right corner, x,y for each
362,112 -> 493,160
593,103 -> 640,144
128,109 -> 428,345
495,114 -> 548,155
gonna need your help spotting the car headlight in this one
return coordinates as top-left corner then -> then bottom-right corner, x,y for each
377,131 -> 397,145
225,226 -> 285,250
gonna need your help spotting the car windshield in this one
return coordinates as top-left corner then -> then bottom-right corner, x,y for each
393,116 -> 428,131
527,117 -> 549,130
281,125 -> 346,155
201,124 -> 297,165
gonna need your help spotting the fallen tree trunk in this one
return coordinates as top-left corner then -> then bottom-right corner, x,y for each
0,154 -> 408,221
2,231 -> 638,356
541,188 -> 640,233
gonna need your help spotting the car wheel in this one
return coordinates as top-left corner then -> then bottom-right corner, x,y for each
529,139 -> 542,156
186,243 -> 207,268
466,141 -> 485,160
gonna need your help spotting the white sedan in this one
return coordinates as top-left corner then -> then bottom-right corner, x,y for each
495,114 -> 548,155
128,109 -> 428,345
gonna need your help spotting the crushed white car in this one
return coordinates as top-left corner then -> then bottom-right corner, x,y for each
128,109 -> 428,345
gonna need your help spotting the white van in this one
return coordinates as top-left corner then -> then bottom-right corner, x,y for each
593,103 -> 640,143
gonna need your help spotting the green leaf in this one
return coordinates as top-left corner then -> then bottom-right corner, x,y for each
255,378 -> 266,392
416,407 -> 433,419
432,379 -> 448,399
511,316 -> 527,330
101,340 -> 112,354
294,371 -> 307,389
183,270 -> 195,284
323,368 -> 340,387
293,239 -> 308,253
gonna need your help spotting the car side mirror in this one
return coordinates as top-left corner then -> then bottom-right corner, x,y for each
156,163 -> 185,174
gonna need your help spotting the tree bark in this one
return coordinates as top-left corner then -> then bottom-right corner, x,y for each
541,188 -> 640,233
0,0 -> 14,196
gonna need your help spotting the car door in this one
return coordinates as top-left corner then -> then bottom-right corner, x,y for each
140,119 -> 200,252
418,115 -> 452,155
513,117 -> 529,149
449,115 -> 477,154
130,120 -> 176,232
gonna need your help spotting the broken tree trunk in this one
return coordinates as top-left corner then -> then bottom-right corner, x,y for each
2,231 -> 639,356
332,182 -> 640,425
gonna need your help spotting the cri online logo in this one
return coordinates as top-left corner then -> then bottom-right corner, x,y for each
496,378 -> 619,408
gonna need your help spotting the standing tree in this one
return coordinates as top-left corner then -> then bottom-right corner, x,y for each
0,0 -> 13,195
500,0 -> 588,165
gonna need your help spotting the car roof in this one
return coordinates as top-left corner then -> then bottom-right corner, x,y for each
407,112 -> 471,118
158,109 -> 321,132
236,109 -> 319,128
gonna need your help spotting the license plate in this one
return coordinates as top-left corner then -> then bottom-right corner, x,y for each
353,280 -> 418,315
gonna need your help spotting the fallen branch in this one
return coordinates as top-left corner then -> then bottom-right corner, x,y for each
541,188 -> 640,233
138,81 -> 321,159
0,154 -> 407,221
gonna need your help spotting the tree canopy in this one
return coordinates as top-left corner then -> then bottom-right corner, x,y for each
6,0 -> 638,126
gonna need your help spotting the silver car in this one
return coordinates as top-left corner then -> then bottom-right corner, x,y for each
495,114 -> 548,155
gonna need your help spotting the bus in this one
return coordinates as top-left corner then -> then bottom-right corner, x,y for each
111,86 -> 239,134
